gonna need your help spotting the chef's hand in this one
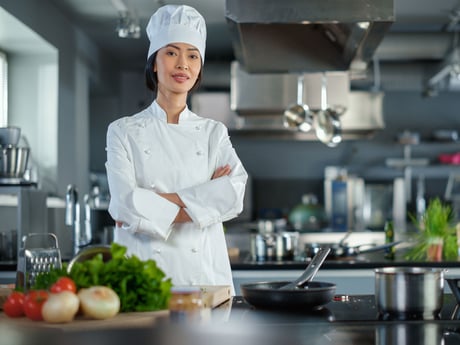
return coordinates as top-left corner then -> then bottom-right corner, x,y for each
174,208 -> 192,223
157,192 -> 192,223
212,164 -> 231,179
158,192 -> 186,208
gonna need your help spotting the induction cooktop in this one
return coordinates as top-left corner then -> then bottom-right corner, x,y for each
230,294 -> 460,323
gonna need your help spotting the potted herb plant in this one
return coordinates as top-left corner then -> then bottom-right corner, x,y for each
405,198 -> 458,262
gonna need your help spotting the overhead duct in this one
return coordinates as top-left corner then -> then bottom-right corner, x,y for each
225,0 -> 394,74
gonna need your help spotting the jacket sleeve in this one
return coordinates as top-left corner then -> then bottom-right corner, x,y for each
105,120 -> 179,240
177,124 -> 248,229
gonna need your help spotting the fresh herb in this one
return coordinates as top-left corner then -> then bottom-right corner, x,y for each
31,243 -> 172,312
405,198 -> 458,261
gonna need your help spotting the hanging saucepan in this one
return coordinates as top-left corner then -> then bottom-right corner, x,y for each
241,248 -> 336,310
283,74 -> 313,132
314,73 -> 342,147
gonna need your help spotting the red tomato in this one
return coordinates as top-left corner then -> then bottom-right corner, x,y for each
3,291 -> 25,318
50,277 -> 77,294
23,290 -> 48,321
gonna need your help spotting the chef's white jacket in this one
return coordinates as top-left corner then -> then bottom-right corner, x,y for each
105,101 -> 248,294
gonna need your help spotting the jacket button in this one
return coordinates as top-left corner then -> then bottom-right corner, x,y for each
191,248 -> 198,253
195,125 -> 201,131
144,148 -> 151,155
196,151 -> 202,156
154,249 -> 161,254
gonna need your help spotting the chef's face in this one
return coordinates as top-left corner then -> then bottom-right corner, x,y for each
154,43 -> 202,96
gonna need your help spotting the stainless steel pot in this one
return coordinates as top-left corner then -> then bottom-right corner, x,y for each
0,146 -> 30,178
250,231 -> 299,261
375,267 -> 445,319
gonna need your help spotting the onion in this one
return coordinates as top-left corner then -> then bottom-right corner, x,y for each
78,286 -> 120,320
42,291 -> 80,323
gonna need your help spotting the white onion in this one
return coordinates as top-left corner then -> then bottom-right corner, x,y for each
78,286 -> 120,320
42,291 -> 80,323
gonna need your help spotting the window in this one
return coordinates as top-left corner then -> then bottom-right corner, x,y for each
0,51 -> 7,126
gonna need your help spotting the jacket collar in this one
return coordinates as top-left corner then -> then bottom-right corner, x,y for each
150,100 -> 196,124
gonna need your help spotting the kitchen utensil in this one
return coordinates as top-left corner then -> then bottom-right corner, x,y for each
275,231 -> 299,261
314,73 -> 342,147
433,129 -> 458,142
304,240 -> 402,260
397,130 -> 420,145
15,233 -> 62,292
375,267 -> 445,319
0,146 -> 30,178
283,74 -> 313,132
279,247 -> 330,290
67,244 -> 112,273
314,108 -> 342,147
250,233 -> 276,261
0,127 -> 21,147
250,231 -> 298,261
240,248 -> 336,310
240,280 -> 336,311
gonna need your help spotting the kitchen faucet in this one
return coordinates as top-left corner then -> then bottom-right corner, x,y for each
65,184 -> 91,256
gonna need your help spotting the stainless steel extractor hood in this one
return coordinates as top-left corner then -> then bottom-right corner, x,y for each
225,0 -> 394,74
228,61 -> 385,140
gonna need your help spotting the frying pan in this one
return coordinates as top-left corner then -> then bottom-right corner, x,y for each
304,240 -> 402,260
241,248 -> 336,310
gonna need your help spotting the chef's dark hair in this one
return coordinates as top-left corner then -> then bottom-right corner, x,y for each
145,53 -> 202,94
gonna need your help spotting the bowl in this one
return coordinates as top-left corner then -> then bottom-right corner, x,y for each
0,146 -> 30,178
0,127 -> 21,146
67,245 -> 112,273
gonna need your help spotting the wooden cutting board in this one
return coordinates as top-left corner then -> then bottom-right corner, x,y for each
0,285 -> 231,330
199,285 -> 231,308
0,309 -> 170,330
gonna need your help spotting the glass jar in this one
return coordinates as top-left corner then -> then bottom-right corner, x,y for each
169,286 -> 203,323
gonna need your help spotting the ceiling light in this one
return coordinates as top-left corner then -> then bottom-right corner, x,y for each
116,12 -> 140,39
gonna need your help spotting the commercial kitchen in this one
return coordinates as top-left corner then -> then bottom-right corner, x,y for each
1,0 -> 460,344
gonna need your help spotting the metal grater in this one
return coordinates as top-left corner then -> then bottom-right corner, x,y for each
16,233 -> 62,291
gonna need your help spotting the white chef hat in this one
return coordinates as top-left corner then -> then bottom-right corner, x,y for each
146,5 -> 207,63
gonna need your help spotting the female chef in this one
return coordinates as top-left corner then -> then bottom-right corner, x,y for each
105,4 -> 248,294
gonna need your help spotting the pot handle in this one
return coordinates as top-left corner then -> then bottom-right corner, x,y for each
447,278 -> 460,304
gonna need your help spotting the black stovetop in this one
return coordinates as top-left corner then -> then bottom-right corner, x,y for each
229,294 -> 460,324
